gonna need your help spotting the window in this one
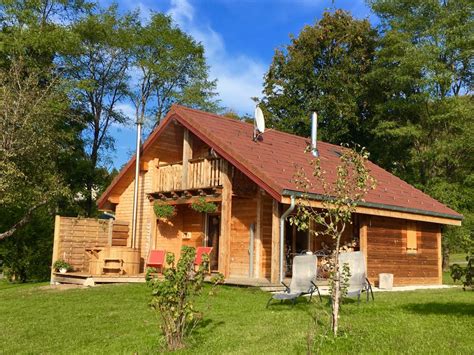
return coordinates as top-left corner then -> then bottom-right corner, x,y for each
406,221 -> 417,254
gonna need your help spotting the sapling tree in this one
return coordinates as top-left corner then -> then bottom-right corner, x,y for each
291,145 -> 376,336
146,246 -> 221,351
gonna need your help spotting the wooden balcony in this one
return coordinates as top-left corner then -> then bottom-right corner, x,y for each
155,157 -> 224,193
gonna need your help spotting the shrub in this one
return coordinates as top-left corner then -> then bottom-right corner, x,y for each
146,246 -> 218,351
190,198 -> 218,214
153,203 -> 176,220
450,253 -> 473,291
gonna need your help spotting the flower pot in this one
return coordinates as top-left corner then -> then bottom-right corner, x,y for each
59,268 -> 68,274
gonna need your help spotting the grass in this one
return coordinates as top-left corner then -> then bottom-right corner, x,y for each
1,281 -> 473,354
450,253 -> 469,265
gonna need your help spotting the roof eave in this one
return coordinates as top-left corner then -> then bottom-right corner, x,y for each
281,189 -> 463,222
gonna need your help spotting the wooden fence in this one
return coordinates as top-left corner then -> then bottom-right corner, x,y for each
51,216 -> 130,277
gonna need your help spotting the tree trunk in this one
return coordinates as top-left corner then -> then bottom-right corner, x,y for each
86,137 -> 99,217
331,269 -> 340,336
442,246 -> 450,271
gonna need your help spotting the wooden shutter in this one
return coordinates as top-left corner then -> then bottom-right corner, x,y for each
406,221 -> 417,254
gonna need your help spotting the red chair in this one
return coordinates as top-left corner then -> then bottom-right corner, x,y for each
146,250 -> 166,273
195,247 -> 213,271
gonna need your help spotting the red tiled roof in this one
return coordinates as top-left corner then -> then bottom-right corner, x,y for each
98,105 -> 462,221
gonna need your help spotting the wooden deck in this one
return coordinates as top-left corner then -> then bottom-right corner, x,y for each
52,272 -> 147,286
52,272 -> 289,290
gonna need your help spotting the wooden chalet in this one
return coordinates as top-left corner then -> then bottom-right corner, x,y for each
51,105 -> 462,286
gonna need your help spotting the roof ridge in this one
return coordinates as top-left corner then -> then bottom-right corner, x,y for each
173,104 -> 339,147
175,106 -> 285,197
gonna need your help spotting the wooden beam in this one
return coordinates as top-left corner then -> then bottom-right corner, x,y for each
359,215 -> 368,268
182,128 -> 192,189
107,219 -> 113,247
50,215 -> 61,284
281,197 -> 461,226
437,226 -> 442,285
219,161 -> 232,277
108,194 -> 120,204
139,161 -> 148,172
271,200 -> 280,284
254,190 -> 263,278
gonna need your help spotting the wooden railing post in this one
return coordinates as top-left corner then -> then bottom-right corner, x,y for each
50,215 -> 61,284
182,128 -> 192,189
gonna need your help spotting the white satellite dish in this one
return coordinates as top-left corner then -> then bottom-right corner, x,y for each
253,106 -> 265,141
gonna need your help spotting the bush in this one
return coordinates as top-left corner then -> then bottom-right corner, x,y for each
450,253 -> 473,291
146,246 -> 213,351
0,208 -> 53,282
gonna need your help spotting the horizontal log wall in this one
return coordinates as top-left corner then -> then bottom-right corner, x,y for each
366,215 -> 441,286
154,205 -> 205,259
112,221 -> 129,246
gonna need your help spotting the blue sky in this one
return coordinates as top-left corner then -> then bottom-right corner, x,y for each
107,0 -> 375,169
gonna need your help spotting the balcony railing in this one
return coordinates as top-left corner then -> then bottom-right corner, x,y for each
155,157 -> 224,193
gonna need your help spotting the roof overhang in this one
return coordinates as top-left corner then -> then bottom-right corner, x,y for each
281,189 -> 463,226
97,108 -> 283,209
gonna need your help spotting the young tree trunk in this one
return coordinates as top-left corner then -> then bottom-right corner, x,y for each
442,246 -> 450,271
331,269 -> 340,336
331,236 -> 343,337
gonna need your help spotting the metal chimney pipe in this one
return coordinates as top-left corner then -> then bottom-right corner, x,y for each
131,120 -> 142,249
311,112 -> 319,157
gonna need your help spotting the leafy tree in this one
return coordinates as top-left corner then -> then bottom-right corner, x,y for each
62,5 -> 136,216
261,10 -> 378,145
0,60 -> 71,240
368,0 -> 474,263
129,13 -> 219,129
291,145 -> 376,336
0,207 -> 54,281
0,1 -> 91,280
0,0 -> 92,69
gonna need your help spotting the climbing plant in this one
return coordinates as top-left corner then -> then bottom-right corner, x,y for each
153,203 -> 176,220
190,198 -> 218,214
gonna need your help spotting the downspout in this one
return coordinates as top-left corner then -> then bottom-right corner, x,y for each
280,195 -> 295,283
249,223 -> 255,278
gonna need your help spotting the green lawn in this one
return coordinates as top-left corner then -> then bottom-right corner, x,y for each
450,253 -> 469,265
0,281 -> 473,354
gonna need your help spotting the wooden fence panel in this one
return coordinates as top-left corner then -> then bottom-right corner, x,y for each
52,217 -> 130,274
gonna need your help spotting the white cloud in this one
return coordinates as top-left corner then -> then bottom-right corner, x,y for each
167,0 -> 266,115
116,102 -> 136,126
167,0 -> 195,23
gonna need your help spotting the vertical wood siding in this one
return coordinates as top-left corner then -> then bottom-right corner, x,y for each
260,195 -> 274,278
229,197 -> 257,277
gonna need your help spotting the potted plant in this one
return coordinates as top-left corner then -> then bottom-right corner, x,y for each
154,202 -> 176,220
190,197 -> 218,214
53,259 -> 72,274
